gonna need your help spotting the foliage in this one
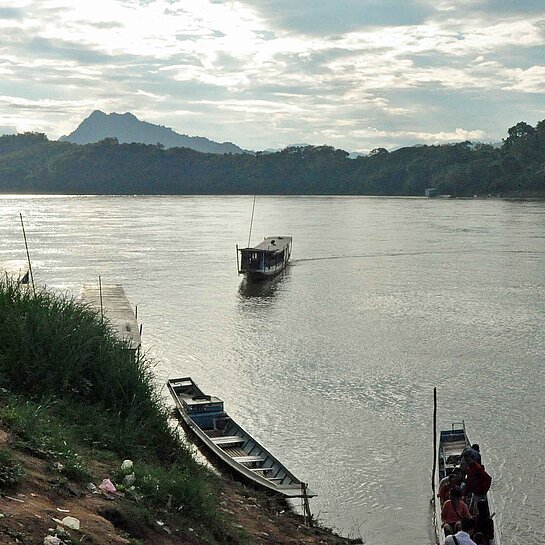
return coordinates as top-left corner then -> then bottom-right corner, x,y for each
0,279 -> 243,543
0,278 -> 178,461
0,119 -> 543,196
0,448 -> 25,490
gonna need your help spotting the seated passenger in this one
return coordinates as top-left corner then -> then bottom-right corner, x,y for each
441,488 -> 471,536
462,443 -> 482,464
438,472 -> 462,506
445,518 -> 477,545
461,444 -> 483,475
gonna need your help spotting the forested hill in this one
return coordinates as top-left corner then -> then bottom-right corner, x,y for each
0,120 -> 544,196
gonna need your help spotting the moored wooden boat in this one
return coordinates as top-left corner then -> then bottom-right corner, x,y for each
433,422 -> 501,545
167,376 -> 314,498
237,236 -> 292,281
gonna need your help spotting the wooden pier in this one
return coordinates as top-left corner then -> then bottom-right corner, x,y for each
79,283 -> 141,351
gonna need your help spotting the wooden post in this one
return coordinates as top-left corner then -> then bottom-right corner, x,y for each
98,276 -> 104,323
301,482 -> 313,527
236,244 -> 240,274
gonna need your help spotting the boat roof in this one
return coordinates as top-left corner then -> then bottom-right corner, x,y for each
241,236 -> 292,252
79,283 -> 141,350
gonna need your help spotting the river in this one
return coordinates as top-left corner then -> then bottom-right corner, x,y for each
1,195 -> 544,544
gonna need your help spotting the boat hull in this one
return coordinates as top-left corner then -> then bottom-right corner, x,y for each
167,377 -> 314,498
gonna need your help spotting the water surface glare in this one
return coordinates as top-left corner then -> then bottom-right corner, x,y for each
1,195 -> 544,544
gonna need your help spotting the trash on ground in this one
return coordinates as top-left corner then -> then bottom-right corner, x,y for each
98,479 -> 116,493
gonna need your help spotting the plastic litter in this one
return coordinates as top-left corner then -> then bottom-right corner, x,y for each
121,459 -> 133,472
98,479 -> 116,493
123,473 -> 136,487
43,536 -> 62,545
60,516 -> 80,530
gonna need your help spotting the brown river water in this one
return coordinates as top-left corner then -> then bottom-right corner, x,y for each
1,195 -> 544,544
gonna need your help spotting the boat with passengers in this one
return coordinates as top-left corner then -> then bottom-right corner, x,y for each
237,236 -> 292,281
167,376 -> 314,498
433,421 -> 500,545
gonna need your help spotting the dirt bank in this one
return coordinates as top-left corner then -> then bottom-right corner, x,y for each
0,427 -> 360,545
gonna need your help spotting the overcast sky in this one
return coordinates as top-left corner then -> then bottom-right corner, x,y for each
1,0 -> 544,152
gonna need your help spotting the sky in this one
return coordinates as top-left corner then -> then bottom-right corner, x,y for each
0,1 -> 544,153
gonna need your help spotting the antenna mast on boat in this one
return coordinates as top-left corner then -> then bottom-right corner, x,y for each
247,195 -> 256,247
19,213 -> 36,296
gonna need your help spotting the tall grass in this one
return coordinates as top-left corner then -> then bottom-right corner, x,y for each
0,278 -> 239,528
0,278 -> 254,544
0,277 -> 178,461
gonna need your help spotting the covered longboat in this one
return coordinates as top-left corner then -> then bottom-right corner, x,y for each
237,236 -> 292,281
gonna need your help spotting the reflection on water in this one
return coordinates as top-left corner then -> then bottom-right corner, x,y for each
1,196 -> 545,545
237,268 -> 290,299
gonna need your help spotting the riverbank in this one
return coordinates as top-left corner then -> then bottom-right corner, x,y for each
0,421 -> 360,545
0,279 -> 360,545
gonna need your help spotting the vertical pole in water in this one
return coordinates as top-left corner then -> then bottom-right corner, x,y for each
301,482 -> 313,527
98,276 -> 104,324
19,213 -> 36,296
432,387 -> 437,497
236,244 -> 240,273
247,195 -> 256,247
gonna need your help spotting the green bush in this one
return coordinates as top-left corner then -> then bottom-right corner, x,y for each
0,448 -> 25,490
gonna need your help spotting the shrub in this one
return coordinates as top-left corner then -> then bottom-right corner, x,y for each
0,448 -> 25,490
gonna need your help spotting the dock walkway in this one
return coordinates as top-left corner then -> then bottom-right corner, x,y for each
79,283 -> 140,350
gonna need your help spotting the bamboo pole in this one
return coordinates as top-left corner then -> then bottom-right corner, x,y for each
432,387 -> 437,497
247,195 -> 256,247
98,276 -> 104,323
19,213 -> 36,296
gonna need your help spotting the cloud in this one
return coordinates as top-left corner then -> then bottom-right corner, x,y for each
0,7 -> 23,20
0,124 -> 17,135
0,0 -> 543,152
238,0 -> 434,35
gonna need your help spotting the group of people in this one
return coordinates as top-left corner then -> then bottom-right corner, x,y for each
438,444 -> 495,545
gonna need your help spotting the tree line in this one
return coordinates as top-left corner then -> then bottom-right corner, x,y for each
0,120 -> 544,196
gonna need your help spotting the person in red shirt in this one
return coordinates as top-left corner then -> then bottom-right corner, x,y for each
438,471 -> 462,505
441,488 -> 472,536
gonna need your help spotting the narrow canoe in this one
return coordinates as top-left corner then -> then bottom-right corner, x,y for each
167,377 -> 314,498
433,422 -> 501,545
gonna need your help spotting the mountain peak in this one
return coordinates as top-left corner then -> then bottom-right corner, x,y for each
60,111 -> 248,154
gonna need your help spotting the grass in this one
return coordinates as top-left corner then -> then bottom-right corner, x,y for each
0,277 -> 243,544
0,448 -> 25,490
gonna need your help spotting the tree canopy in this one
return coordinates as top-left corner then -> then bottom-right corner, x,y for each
0,119 -> 544,197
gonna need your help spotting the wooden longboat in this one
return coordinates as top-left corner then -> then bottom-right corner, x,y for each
433,422 -> 501,545
167,377 -> 314,498
237,236 -> 292,281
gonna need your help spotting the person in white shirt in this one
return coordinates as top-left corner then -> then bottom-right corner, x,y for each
445,518 -> 477,545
